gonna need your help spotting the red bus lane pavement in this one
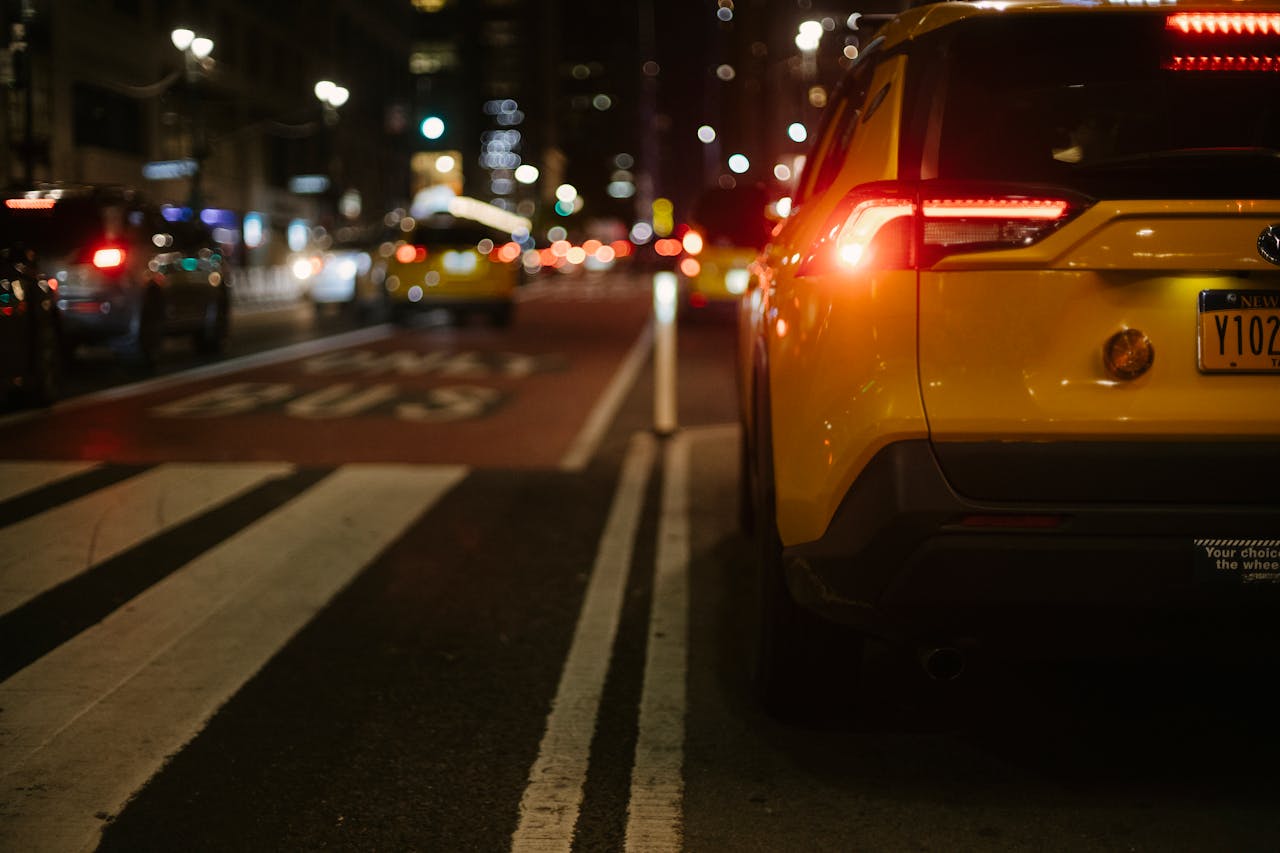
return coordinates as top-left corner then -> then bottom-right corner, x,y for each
0,289 -> 653,468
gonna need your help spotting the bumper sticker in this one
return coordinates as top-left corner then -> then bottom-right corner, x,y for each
1195,539 -> 1280,583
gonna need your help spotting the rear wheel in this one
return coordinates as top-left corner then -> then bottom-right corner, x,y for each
751,375 -> 862,721
130,290 -> 165,367
486,302 -> 514,328
21,312 -> 61,406
194,295 -> 229,354
738,420 -> 755,535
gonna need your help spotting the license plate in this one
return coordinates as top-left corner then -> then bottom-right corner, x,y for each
1198,290 -> 1280,372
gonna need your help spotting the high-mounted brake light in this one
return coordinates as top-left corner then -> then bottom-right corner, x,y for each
5,198 -> 55,210
1164,55 -> 1280,72
1166,12 -> 1280,36
92,248 -> 125,269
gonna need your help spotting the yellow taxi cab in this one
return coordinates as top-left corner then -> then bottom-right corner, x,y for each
679,185 -> 772,313
383,214 -> 523,327
739,0 -> 1280,714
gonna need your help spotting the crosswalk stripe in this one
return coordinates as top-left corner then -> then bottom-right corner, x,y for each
0,463 -> 467,853
0,461 -> 99,503
0,463 -> 294,619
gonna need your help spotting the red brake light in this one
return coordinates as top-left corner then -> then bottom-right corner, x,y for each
799,182 -> 1084,277
1164,55 -> 1280,72
395,244 -> 427,264
921,198 -> 1069,220
92,248 -> 126,269
1166,12 -> 1280,36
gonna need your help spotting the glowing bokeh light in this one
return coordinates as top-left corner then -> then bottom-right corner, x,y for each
421,116 -> 445,140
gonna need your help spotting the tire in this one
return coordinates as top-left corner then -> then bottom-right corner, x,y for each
738,418 -> 756,536
194,295 -> 229,354
487,302 -> 514,328
130,290 -> 165,367
21,312 -> 61,406
751,372 -> 862,722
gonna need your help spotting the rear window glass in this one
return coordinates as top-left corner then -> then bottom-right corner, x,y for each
0,199 -> 112,256
933,13 -> 1280,198
412,217 -> 503,247
690,186 -> 772,249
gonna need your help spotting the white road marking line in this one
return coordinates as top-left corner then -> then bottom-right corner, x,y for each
560,321 -> 654,472
0,462 -> 294,618
0,463 -> 466,853
624,429 -> 694,853
0,461 -> 99,503
0,324 -> 395,429
512,432 -> 657,853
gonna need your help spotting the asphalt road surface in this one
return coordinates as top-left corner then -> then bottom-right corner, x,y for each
3,270 -> 1280,852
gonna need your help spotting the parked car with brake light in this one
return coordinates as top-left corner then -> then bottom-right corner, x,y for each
384,213 -> 523,327
739,0 -> 1280,715
0,185 -> 230,365
0,246 -> 61,406
300,225 -> 391,320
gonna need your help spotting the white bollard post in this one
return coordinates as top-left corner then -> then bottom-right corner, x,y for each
652,270 -> 678,436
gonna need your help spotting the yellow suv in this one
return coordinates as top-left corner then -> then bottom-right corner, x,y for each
739,1 -> 1280,712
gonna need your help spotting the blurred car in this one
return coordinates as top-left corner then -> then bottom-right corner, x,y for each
679,185 -> 772,313
739,1 -> 1280,714
0,247 -> 61,406
298,226 -> 390,320
0,185 -> 230,365
383,214 -> 522,327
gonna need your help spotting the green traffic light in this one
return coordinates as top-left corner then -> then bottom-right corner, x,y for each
421,116 -> 445,140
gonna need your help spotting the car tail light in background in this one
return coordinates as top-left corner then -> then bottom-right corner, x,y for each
5,197 -> 56,210
489,241 -> 521,263
395,244 -> 427,264
92,247 -> 126,270
799,181 -> 1084,276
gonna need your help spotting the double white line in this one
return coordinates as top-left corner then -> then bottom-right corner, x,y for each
514,426 -> 713,852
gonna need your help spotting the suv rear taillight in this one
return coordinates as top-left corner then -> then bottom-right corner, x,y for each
799,181 -> 1088,276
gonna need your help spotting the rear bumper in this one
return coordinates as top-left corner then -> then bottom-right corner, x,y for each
56,294 -> 136,342
783,439 -> 1280,657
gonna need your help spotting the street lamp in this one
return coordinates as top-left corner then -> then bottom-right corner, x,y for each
314,79 -> 350,126
314,80 -> 350,224
171,28 -> 215,209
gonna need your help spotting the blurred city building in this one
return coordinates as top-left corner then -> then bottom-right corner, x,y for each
0,0 -> 414,267
0,0 -> 907,271
407,0 -> 906,243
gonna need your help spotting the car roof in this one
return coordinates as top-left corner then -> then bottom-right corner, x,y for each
878,0 -> 1280,50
